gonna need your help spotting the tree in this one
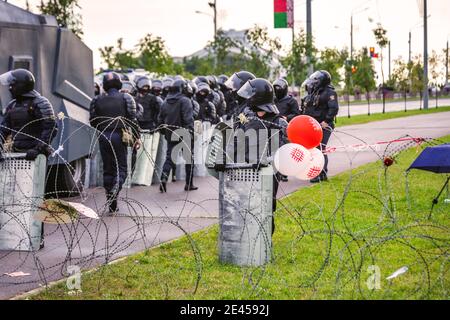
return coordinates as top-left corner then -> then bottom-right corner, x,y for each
372,24 -> 389,86
352,48 -> 376,114
137,34 -> 178,75
315,48 -> 348,88
282,29 -> 317,86
428,50 -> 444,89
99,38 -> 138,70
99,34 -> 183,76
39,0 -> 83,38
410,55 -> 424,108
390,58 -> 411,110
240,26 -> 283,79
206,29 -> 241,74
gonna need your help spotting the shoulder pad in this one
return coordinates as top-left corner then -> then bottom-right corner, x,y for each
123,92 -> 135,102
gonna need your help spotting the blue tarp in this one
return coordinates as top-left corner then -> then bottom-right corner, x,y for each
408,144 -> 450,174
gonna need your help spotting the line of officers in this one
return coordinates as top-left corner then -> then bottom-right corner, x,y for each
0,68 -> 337,233
91,70 -> 339,215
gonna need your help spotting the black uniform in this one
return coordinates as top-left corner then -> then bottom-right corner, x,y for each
195,95 -> 217,124
242,112 -> 288,234
136,92 -> 161,131
275,95 -> 301,122
0,90 -> 57,158
302,85 -> 339,176
158,92 -> 195,188
90,88 -> 139,209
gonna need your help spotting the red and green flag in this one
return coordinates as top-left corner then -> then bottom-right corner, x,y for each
274,0 -> 294,29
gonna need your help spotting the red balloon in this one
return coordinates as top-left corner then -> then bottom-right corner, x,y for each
287,116 -> 323,149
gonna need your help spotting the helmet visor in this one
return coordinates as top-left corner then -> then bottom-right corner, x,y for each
0,71 -> 14,86
224,73 -> 242,91
236,81 -> 255,100
137,78 -> 151,89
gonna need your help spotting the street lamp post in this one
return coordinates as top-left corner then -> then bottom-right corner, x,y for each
446,35 -> 449,87
306,0 -> 313,75
423,0 -> 429,110
209,0 -> 217,40
349,6 -> 370,117
195,0 -> 217,40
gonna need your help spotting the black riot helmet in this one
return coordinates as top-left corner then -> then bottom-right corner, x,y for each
193,76 -> 209,87
207,75 -> 218,90
196,82 -> 211,97
184,81 -> 195,98
237,78 -> 279,114
217,74 -> 229,91
306,70 -> 332,93
102,72 -> 123,91
121,81 -> 137,95
135,76 -> 152,94
0,69 -> 35,98
151,79 -> 163,96
170,79 -> 188,95
273,78 -> 289,100
224,71 -> 256,93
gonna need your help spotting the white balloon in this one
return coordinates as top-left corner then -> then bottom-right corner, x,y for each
273,143 -> 312,176
296,148 -> 325,181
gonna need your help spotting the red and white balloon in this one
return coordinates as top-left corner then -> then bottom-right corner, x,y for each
273,143 -> 312,176
296,148 -> 325,181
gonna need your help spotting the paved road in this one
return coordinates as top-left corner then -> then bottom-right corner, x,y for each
1,111 -> 450,300
338,98 -> 450,117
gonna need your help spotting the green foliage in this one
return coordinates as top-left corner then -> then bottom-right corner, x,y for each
241,26 -> 283,78
99,34 -> 182,77
390,59 -> 411,93
410,55 -> 425,96
282,29 -> 316,86
373,23 -> 389,85
38,0 -> 83,38
352,48 -> 377,96
315,48 -> 348,87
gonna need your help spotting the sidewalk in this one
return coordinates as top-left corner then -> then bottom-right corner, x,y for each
1,111 -> 450,300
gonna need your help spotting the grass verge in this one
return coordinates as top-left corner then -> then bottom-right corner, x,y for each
32,136 -> 450,300
336,106 -> 450,127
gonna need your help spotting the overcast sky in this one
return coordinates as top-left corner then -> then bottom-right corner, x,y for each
8,0 -> 450,74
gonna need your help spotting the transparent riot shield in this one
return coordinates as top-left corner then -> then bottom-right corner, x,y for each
218,164 -> 273,267
0,154 -> 46,251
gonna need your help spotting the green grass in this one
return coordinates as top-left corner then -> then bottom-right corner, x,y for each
32,136 -> 450,300
336,106 -> 450,127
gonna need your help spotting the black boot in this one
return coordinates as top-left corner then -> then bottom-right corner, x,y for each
172,167 -> 177,182
107,192 -> 119,213
160,177 -> 167,193
184,184 -> 198,191
310,172 -> 328,184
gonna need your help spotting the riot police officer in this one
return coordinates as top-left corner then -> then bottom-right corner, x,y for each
224,71 -> 256,123
90,72 -> 141,213
185,81 -> 200,119
0,69 -> 57,161
207,75 -> 226,119
236,78 -> 288,234
161,77 -> 174,100
135,76 -> 161,132
273,78 -> 301,122
301,70 -> 339,183
195,82 -> 217,124
158,79 -> 197,193
94,80 -> 102,97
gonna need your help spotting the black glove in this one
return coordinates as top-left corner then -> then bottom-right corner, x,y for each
0,152 -> 5,163
25,148 -> 40,161
214,163 -> 226,172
